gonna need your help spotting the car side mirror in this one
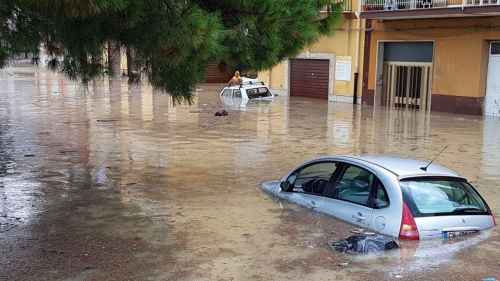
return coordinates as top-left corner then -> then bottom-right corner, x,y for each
280,181 -> 290,191
280,174 -> 296,192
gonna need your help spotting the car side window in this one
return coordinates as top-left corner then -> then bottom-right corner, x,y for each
233,90 -> 241,98
288,162 -> 338,195
257,87 -> 271,97
372,179 -> 390,209
222,89 -> 232,96
246,87 -> 270,98
246,88 -> 257,98
335,165 -> 374,206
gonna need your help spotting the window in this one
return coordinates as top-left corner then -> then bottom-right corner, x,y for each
288,162 -> 338,195
335,165 -> 374,206
246,87 -> 271,99
258,87 -> 271,97
246,88 -> 258,98
222,89 -> 232,96
401,178 -> 489,217
233,90 -> 241,98
491,42 -> 500,55
372,179 -> 389,209
258,87 -> 269,94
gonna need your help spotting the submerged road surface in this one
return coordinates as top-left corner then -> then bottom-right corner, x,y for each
1,66 -> 500,281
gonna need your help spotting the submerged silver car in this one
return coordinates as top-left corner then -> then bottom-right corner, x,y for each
262,155 -> 496,240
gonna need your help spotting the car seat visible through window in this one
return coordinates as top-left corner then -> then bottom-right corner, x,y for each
337,166 -> 374,206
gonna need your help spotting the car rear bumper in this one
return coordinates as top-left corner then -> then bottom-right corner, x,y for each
415,215 -> 495,239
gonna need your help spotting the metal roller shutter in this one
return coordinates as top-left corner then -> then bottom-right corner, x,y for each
290,59 -> 330,99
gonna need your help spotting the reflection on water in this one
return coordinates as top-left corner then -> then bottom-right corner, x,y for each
352,230 -> 494,277
1,67 -> 500,281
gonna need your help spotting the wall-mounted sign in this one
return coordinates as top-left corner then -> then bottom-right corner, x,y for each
335,59 -> 352,81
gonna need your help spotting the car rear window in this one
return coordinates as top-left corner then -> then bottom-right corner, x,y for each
400,178 -> 489,217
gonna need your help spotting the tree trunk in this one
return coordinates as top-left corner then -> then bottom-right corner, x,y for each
107,41 -> 121,78
126,47 -> 140,83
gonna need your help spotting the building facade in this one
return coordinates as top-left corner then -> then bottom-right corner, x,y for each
360,1 -> 500,115
258,1 -> 366,103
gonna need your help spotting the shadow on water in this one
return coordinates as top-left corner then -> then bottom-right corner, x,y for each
349,230 -> 497,276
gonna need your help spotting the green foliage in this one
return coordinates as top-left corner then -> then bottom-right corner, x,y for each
0,0 -> 341,101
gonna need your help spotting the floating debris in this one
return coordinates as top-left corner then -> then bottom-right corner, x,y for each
329,234 -> 399,254
96,119 -> 119,122
214,110 -> 228,116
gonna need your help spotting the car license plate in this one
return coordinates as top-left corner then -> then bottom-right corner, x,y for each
442,230 -> 479,239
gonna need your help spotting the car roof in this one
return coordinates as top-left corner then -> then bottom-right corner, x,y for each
329,155 -> 462,179
225,84 -> 268,90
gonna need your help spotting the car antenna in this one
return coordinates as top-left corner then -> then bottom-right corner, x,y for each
420,145 -> 448,172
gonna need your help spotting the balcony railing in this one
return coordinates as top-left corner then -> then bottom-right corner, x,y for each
341,0 -> 353,12
321,0 -> 353,13
362,0 -> 500,11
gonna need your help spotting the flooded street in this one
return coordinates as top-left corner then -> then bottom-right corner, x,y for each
1,66 -> 500,281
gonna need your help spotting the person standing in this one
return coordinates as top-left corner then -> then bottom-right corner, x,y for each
227,71 -> 242,86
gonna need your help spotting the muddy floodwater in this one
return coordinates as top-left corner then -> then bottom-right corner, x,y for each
1,66 -> 500,281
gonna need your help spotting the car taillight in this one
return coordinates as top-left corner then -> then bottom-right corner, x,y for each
492,214 -> 497,226
399,203 -> 419,240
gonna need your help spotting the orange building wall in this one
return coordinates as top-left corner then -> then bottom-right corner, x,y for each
365,17 -> 500,114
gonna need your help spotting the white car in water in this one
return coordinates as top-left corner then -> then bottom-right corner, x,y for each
219,78 -> 273,102
262,155 -> 496,240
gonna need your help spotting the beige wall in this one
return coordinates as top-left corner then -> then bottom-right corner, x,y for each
259,61 -> 287,89
367,17 -> 500,99
258,17 -> 365,100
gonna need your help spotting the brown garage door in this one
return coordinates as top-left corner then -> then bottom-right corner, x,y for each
204,62 -> 233,83
290,59 -> 330,99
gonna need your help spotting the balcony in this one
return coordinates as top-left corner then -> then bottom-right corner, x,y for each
340,0 -> 354,12
320,0 -> 357,18
360,0 -> 500,19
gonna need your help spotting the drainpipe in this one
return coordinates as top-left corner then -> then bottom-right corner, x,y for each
353,0 -> 364,105
361,19 -> 373,105
353,19 -> 362,104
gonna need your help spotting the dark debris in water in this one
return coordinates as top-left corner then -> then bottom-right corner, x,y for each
214,110 -> 228,116
96,119 -> 119,123
329,234 -> 399,255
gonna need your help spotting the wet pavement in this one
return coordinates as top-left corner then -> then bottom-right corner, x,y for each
1,66 -> 500,281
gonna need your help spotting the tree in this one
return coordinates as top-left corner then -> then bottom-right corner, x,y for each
0,0 -> 341,102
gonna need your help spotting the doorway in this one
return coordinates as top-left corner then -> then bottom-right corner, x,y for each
381,62 -> 432,111
376,41 -> 434,111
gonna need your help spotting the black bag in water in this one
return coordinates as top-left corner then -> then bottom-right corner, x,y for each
330,234 -> 399,254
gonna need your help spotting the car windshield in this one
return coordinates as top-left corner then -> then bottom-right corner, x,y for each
400,178 -> 489,216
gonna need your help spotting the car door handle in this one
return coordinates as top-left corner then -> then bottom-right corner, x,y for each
352,213 -> 366,220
